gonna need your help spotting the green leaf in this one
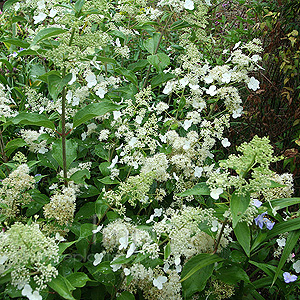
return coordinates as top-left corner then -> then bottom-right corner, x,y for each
52,139 -> 78,170
78,185 -> 100,198
116,291 -> 135,300
69,169 -> 90,184
263,198 -> 300,212
37,151 -> 59,170
115,68 -> 138,86
170,20 -> 190,30
178,182 -> 210,197
267,218 -> 300,239
164,242 -> 171,260
215,264 -> 250,285
230,191 -> 250,228
99,162 -> 111,176
249,261 -> 277,278
182,263 -> 214,299
74,0 -> 85,14
180,253 -> 223,282
3,0 -> 19,11
80,223 -> 94,238
58,241 -> 76,256
143,33 -> 161,54
128,60 -> 149,72
150,73 -> 176,88
11,112 -> 55,130
73,101 -> 121,128
48,73 -> 72,100
96,56 -> 117,64
272,230 -> 300,285
95,195 -> 109,220
147,53 -> 170,72
0,38 -> 29,48
4,138 -> 26,157
94,144 -> 109,161
32,27 -> 68,45
98,176 -> 120,185
234,221 -> 250,257
0,59 -> 13,72
75,202 -> 95,221
66,272 -> 90,288
48,275 -> 76,300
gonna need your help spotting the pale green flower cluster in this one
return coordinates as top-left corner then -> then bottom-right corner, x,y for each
0,164 -> 35,218
0,84 -> 18,118
0,222 -> 59,291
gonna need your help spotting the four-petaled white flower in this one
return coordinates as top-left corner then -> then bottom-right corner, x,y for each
221,138 -> 231,147
92,225 -> 103,234
184,0 -> 194,10
33,12 -> 47,24
221,72 -> 231,83
211,220 -> 219,232
49,8 -> 57,18
189,83 -> 199,90
248,76 -> 260,91
124,268 -> 131,276
153,276 -> 168,290
119,231 -> 129,250
183,119 -> 193,131
96,87 -> 107,99
204,76 -> 213,84
276,238 -> 286,247
128,137 -> 138,148
86,73 -> 97,88
194,166 -> 203,178
232,107 -> 243,118
179,77 -> 189,87
251,55 -> 261,63
206,85 -> 217,96
93,253 -> 104,266
204,0 -> 212,5
293,260 -> 300,273
210,187 -> 223,200
55,232 -> 66,242
22,284 -> 32,297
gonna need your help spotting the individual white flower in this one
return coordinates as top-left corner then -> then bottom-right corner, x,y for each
68,70 -> 77,85
179,77 -> 189,87
276,238 -> 286,247
66,90 -> 73,104
49,8 -> 57,18
204,76 -> 213,84
22,284 -> 32,297
33,12 -> 47,24
174,256 -> 181,266
115,38 -> 121,47
135,115 -> 143,124
221,72 -> 231,83
221,138 -> 231,147
93,253 -> 104,266
111,263 -> 122,272
55,233 -> 66,242
183,119 -> 193,131
128,137 -> 138,148
251,55 -> 261,63
293,260 -> 300,273
96,87 -> 107,99
210,187 -> 223,200
233,41 -> 241,50
173,172 -> 179,181
189,83 -> 199,90
163,263 -> 170,273
92,225 -> 103,234
126,243 -> 136,258
153,276 -> 168,290
72,96 -> 80,106
119,234 -> 129,250
211,220 -> 219,232
206,85 -> 217,96
113,111 -> 122,120
153,208 -> 163,217
248,76 -> 260,91
184,0 -> 194,10
163,81 -> 175,95
86,73 -> 97,88
0,254 -> 8,265
124,268 -> 131,276
81,132 -> 87,141
194,166 -> 203,178
176,265 -> 182,273
232,107 -> 243,118
30,290 -> 42,300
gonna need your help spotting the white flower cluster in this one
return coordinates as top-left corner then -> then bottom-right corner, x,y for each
0,84 -> 18,118
0,222 -> 59,291
43,186 -> 76,225
20,128 -> 49,154
0,164 -> 35,218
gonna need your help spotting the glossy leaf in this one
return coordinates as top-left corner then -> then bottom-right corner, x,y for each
52,139 -> 78,170
11,112 -> 55,130
66,272 -> 91,288
48,275 -> 76,300
4,138 -> 26,157
215,264 -> 250,285
178,182 -> 210,197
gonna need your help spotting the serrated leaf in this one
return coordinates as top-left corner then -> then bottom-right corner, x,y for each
11,112 -> 55,130
32,27 -> 68,45
73,101 -> 121,128
230,191 -> 250,228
